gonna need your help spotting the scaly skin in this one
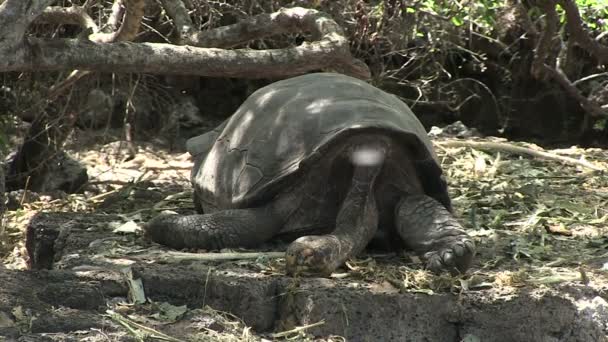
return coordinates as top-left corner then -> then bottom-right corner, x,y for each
145,207 -> 283,250
286,142 -> 385,276
395,195 -> 475,274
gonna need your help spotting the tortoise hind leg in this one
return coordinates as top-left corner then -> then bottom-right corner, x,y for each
285,142 -> 386,276
145,205 -> 283,250
395,195 -> 475,274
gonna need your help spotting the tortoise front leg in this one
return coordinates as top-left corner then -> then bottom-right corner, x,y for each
395,195 -> 475,274
285,150 -> 384,276
145,206 -> 283,250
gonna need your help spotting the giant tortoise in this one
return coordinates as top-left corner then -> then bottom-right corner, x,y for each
146,72 -> 475,276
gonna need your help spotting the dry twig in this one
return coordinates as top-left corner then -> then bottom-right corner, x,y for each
436,140 -> 604,172
141,250 -> 285,262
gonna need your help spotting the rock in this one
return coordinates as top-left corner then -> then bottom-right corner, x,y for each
77,89 -> 115,129
6,150 -> 88,194
20,212 -> 608,341
576,296 -> 608,336
33,150 -> 88,193
6,190 -> 42,210
174,96 -> 204,129
429,121 -> 482,138
165,95 -> 221,151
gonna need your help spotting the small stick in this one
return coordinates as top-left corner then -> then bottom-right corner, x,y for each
142,250 -> 286,262
271,320 -> 326,338
436,140 -> 604,172
107,310 -> 186,342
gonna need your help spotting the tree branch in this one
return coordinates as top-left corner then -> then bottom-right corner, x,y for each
193,7 -> 338,48
159,6 -> 370,79
107,0 -> 126,33
91,0 -> 145,43
158,0 -> 195,45
7,38 -> 361,79
531,0 -> 558,80
540,65 -> 607,117
0,0 -> 55,50
531,0 -> 608,118
558,0 -> 608,65
47,0 -> 146,99
0,6 -> 370,80
37,6 -> 99,32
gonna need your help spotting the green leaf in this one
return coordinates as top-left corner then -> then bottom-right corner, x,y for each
451,16 -> 464,26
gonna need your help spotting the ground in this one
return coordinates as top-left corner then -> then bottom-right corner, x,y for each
1,126 -> 608,341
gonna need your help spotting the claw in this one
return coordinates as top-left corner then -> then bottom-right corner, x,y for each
422,236 -> 476,275
465,239 -> 475,251
452,243 -> 465,257
441,250 -> 454,264
285,235 -> 342,277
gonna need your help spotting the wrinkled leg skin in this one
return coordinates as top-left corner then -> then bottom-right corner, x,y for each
285,142 -> 385,277
396,195 -> 475,275
144,207 -> 283,250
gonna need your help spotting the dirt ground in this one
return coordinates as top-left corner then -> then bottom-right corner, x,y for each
2,127 -> 608,341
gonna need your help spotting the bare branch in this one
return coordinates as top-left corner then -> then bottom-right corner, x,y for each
540,65 -> 607,117
532,0 -> 608,118
91,0 -> 145,43
107,0 -> 125,32
573,72 -> 608,86
0,0 -> 55,48
47,0 -> 145,99
0,5 -> 370,80
158,0 -> 195,45
558,0 -> 608,65
7,38 -> 363,79
176,6 -> 370,79
194,7 -> 341,48
531,0 -> 558,80
37,6 -> 99,32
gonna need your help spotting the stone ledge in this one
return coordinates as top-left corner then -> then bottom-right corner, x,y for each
6,212 -> 606,341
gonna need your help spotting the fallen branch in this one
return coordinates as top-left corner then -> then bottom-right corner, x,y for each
6,37 -> 363,79
436,140 -> 604,172
0,4 -> 370,80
